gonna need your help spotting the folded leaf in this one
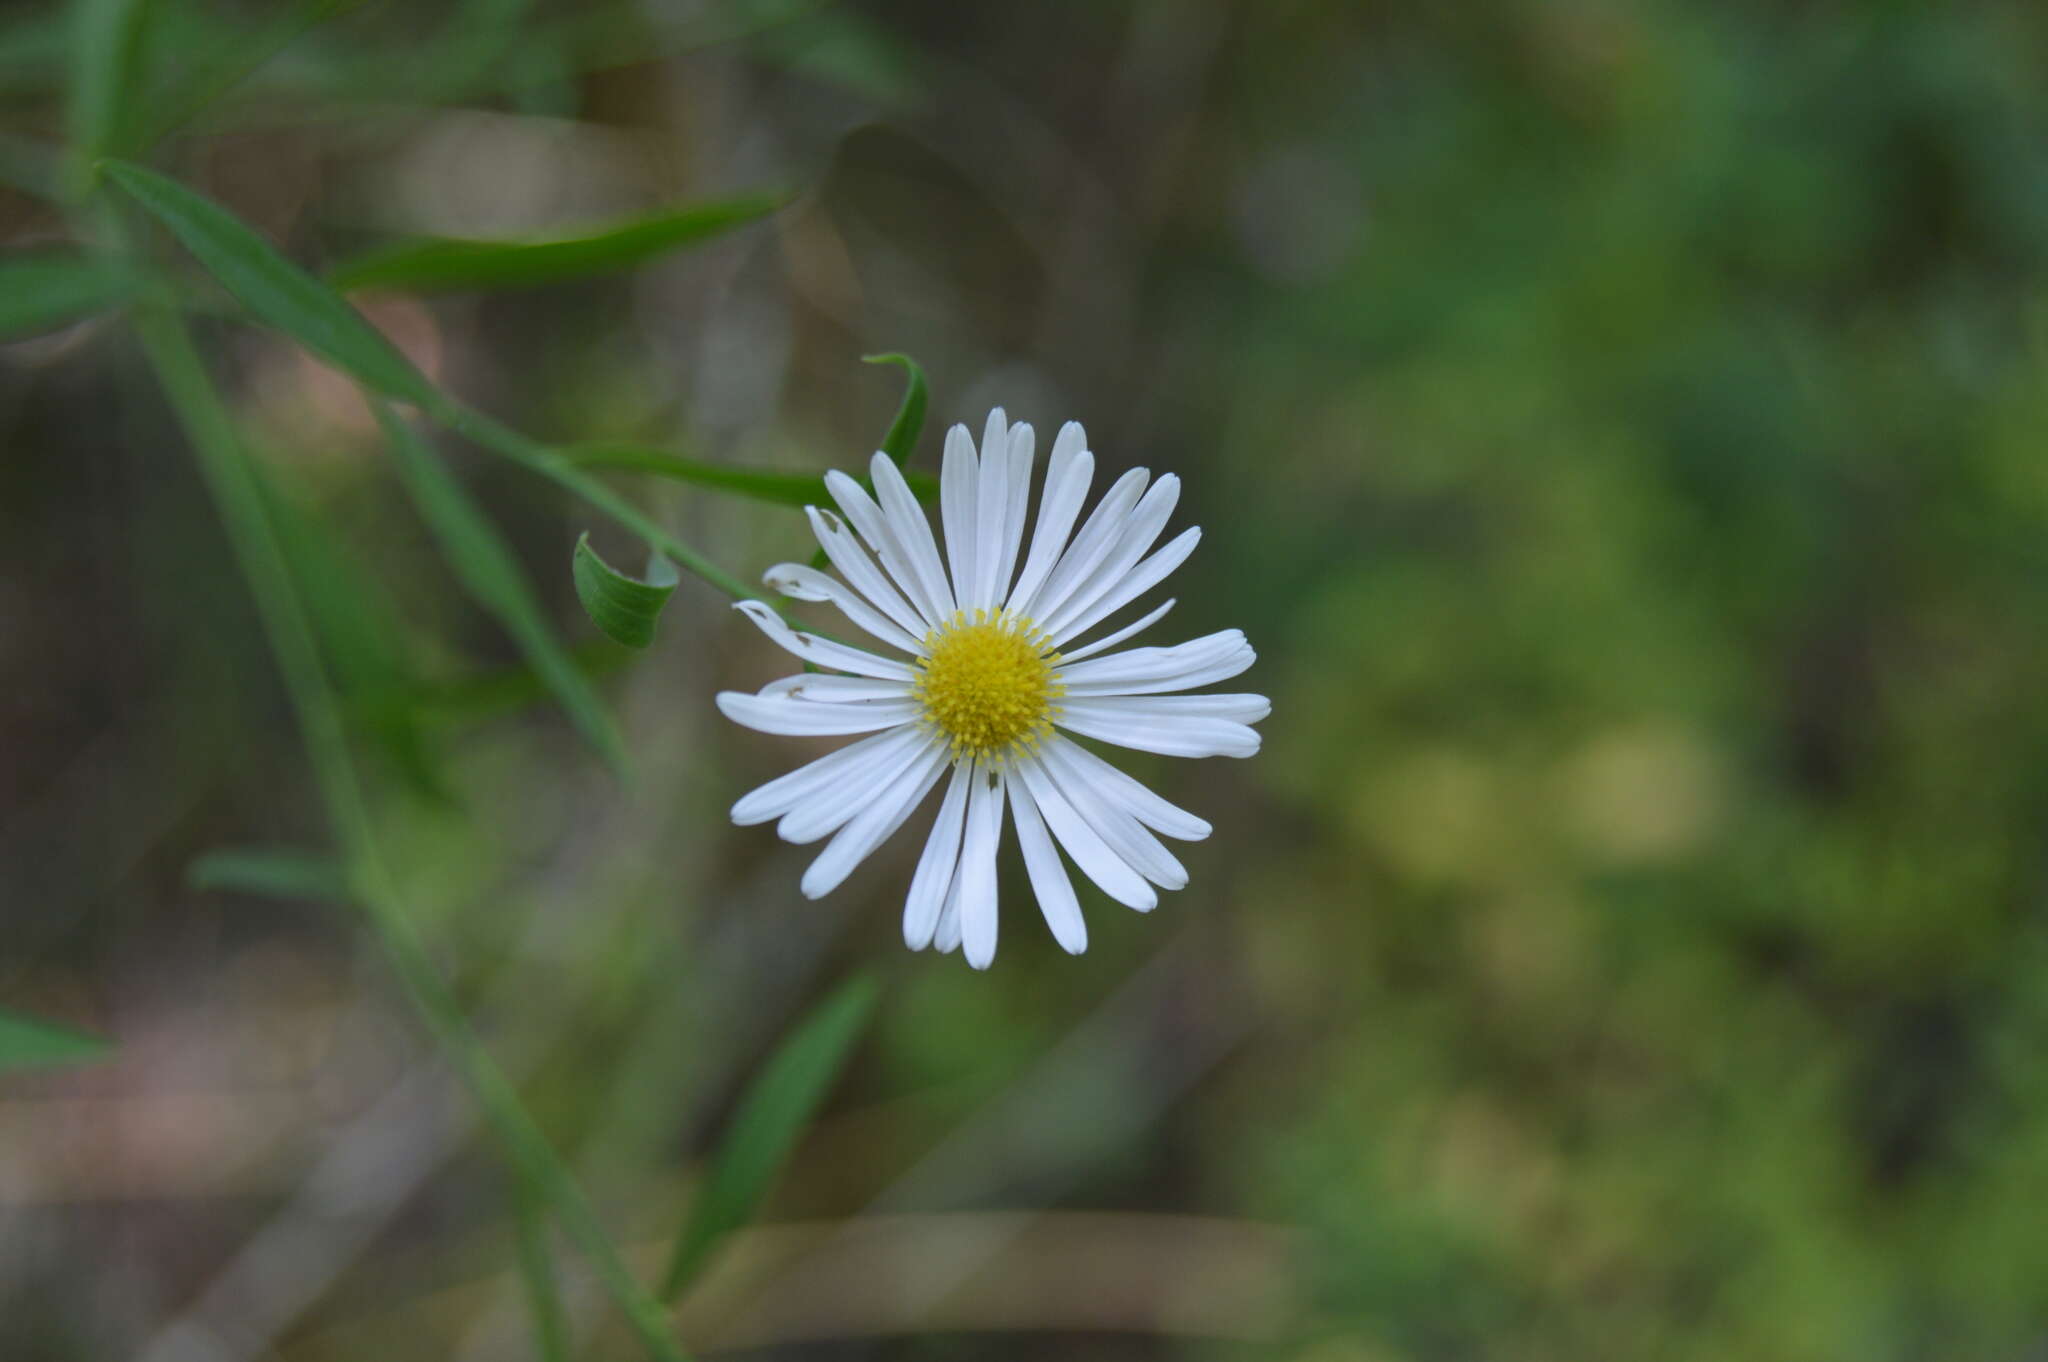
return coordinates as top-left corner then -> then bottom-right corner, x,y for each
573,533 -> 678,649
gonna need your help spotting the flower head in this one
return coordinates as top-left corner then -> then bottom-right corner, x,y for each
716,410 -> 1266,967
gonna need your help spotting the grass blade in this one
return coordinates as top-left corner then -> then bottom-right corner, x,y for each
103,159 -> 441,408
562,443 -> 938,508
329,193 -> 786,293
375,405 -> 628,775
0,252 -> 136,339
66,0 -> 150,194
573,533 -> 677,649
0,1008 -> 110,1072
187,847 -> 349,902
863,352 -> 927,467
660,973 -> 879,1300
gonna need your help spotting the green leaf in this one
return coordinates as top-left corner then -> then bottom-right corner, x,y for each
376,405 -> 629,774
188,847 -> 349,902
863,352 -> 927,467
328,192 -> 786,294
0,1007 -> 110,1073
102,160 -> 442,409
66,0 -> 151,191
573,533 -> 678,649
660,973 -> 879,1301
0,253 -> 137,339
561,443 -> 937,508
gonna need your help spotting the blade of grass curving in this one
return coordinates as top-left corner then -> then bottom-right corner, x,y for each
659,973 -> 879,1301
188,847 -> 349,902
0,1008 -> 110,1073
375,404 -> 628,775
65,0 -> 151,195
103,160 -> 440,408
562,442 -> 938,507
0,253 -> 137,338
131,301 -> 689,1362
329,193 -> 786,294
573,533 -> 677,649
863,352 -> 928,468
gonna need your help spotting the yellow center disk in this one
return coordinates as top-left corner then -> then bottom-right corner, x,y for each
913,610 -> 1061,763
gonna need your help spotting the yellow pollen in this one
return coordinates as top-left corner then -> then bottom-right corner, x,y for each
913,609 -> 1061,762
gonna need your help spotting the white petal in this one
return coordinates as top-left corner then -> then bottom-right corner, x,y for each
770,720 -> 925,839
871,453 -> 957,617
1055,702 -> 1261,759
1006,423 -> 1093,617
730,599 -> 915,680
1006,772 -> 1088,954
792,511 -> 928,645
903,762 -> 971,949
1057,629 -> 1254,696
958,768 -> 1006,969
1045,526 -> 1198,648
758,673 -> 914,703
940,421 -> 981,610
1058,596 -> 1176,664
1059,692 -> 1270,724
933,875 -> 964,954
730,724 -> 918,826
774,726 -> 932,842
764,557 -> 923,653
1038,475 -> 1180,643
1019,467 -> 1150,625
1035,740 -> 1186,890
970,411 -> 1016,611
1041,734 -> 1212,841
717,690 -> 921,737
824,471 -> 944,625
1011,759 -> 1156,911
994,422 -> 1035,606
801,739 -> 950,898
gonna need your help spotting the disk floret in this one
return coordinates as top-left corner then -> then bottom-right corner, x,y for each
913,609 -> 1060,761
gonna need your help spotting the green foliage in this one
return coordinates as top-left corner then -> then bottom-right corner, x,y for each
102,160 -> 442,409
377,405 -> 627,773
328,193 -> 786,293
572,533 -> 677,649
0,252 -> 135,338
863,351 -> 928,467
660,974 -> 879,1300
187,847 -> 349,902
562,443 -> 938,507
0,1008 -> 109,1072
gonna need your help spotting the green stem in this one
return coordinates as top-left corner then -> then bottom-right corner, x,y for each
511,1149 -> 573,1362
133,304 -> 690,1362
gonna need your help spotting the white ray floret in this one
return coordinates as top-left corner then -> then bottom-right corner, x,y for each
716,410 -> 1266,969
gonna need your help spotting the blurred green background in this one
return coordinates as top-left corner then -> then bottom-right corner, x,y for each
8,1 -> 2048,1359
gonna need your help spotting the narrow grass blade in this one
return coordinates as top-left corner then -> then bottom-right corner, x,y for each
376,405 -> 628,774
562,444 -> 936,507
863,352 -> 927,467
660,974 -> 879,1300
0,253 -> 136,339
103,160 -> 441,408
329,193 -> 786,294
573,533 -> 677,649
66,0 -> 150,193
187,847 -> 349,902
0,1008 -> 110,1072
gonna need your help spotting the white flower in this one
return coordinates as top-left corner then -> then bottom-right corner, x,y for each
716,410 -> 1266,968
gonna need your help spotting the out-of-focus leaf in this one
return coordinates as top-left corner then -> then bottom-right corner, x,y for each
0,133 -> 64,201
187,847 -> 348,902
66,0 -> 151,188
863,352 -> 927,467
143,0 -> 372,150
0,1008 -> 110,1072
102,160 -> 442,409
660,973 -> 879,1301
0,253 -> 136,339
573,533 -> 677,650
562,443 -> 937,507
376,405 -> 628,774
328,193 -> 786,294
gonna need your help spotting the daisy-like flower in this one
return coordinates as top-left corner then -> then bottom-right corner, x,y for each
716,409 -> 1266,968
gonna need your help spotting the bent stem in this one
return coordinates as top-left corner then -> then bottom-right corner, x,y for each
134,304 -> 690,1362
